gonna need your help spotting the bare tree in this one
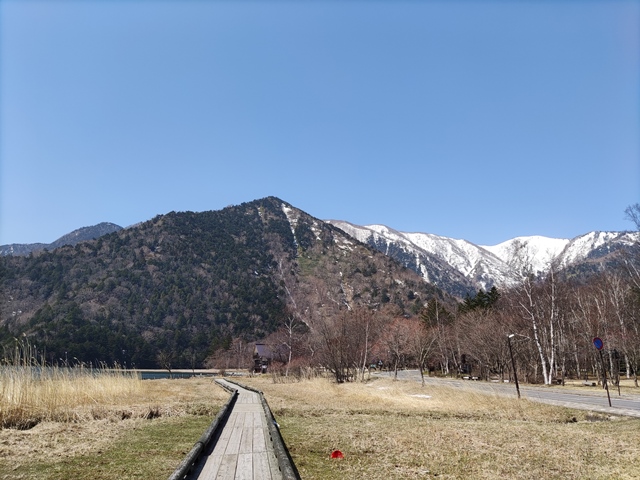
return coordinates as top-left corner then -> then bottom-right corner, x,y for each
315,310 -> 359,383
625,203 -> 640,231
156,350 -> 174,378
508,241 -> 563,385
231,338 -> 251,370
381,316 -> 413,380
568,279 -> 606,382
457,308 -> 512,381
623,289 -> 640,386
273,314 -> 308,377
406,317 -> 438,386
184,347 -> 198,373
620,204 -> 640,297
205,338 -> 252,372
352,307 -> 383,381
602,272 -> 633,378
421,298 -> 456,375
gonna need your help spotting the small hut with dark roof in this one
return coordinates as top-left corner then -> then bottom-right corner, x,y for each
253,343 -> 274,373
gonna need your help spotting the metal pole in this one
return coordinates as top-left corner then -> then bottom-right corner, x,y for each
616,350 -> 621,396
599,349 -> 612,407
508,334 -> 521,399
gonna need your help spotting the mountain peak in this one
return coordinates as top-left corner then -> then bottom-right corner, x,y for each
1,222 -> 122,256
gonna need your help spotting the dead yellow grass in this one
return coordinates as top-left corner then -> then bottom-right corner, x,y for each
0,367 -> 146,428
242,375 -> 640,480
0,377 -> 228,470
4,371 -> 639,479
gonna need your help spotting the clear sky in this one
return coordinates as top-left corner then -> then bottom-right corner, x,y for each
1,1 -> 638,247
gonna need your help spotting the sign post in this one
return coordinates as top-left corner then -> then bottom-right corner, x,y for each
593,337 -> 612,407
507,334 -> 520,399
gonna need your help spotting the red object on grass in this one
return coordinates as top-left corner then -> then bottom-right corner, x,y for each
331,450 -> 344,459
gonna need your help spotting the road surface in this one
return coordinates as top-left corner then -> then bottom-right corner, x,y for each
382,370 -> 640,418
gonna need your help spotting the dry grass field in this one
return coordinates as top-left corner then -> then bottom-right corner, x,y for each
2,367 -> 640,480
0,371 -> 227,480
1,366 -> 146,429
242,375 -> 640,480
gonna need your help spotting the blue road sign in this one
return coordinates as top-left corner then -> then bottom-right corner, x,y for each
593,337 -> 604,350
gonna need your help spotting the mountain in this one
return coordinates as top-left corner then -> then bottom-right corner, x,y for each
326,220 -> 640,297
5,212 -> 637,307
0,198 -> 445,368
0,222 -> 123,256
481,231 -> 640,275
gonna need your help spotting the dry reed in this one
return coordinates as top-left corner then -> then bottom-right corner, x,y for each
0,376 -> 229,477
0,340 -> 143,429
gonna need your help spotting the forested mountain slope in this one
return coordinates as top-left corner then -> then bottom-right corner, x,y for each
0,197 -> 445,368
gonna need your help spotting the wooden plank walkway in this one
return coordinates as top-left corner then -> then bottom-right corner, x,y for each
189,380 -> 283,480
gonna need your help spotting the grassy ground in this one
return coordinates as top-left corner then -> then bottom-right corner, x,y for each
0,377 -> 228,480
2,415 -> 214,480
241,375 -> 640,480
3,372 -> 640,479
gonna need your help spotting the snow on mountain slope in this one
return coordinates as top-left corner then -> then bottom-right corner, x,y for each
481,236 -> 570,275
560,231 -> 639,266
327,220 -> 515,296
327,220 -> 640,298
482,231 -> 640,274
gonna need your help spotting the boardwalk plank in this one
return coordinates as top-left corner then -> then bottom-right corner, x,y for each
252,453 -> 271,480
216,454 -> 238,479
236,453 -> 253,480
253,425 -> 266,453
239,427 -> 254,454
225,430 -> 243,456
197,454 -> 223,480
190,380 -> 284,480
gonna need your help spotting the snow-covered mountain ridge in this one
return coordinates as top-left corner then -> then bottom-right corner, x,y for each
326,220 -> 640,298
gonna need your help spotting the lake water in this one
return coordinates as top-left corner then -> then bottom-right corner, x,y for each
139,371 -> 217,380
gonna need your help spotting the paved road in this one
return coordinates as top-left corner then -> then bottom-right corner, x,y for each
380,370 -> 640,418
190,379 -> 283,480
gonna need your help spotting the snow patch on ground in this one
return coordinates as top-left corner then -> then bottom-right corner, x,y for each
310,220 -> 323,240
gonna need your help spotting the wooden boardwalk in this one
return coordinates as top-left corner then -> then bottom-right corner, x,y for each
189,379 -> 283,480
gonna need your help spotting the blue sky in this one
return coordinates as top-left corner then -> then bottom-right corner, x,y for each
1,1 -> 638,246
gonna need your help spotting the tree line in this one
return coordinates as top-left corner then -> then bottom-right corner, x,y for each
242,206 -> 640,386
242,262 -> 639,387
